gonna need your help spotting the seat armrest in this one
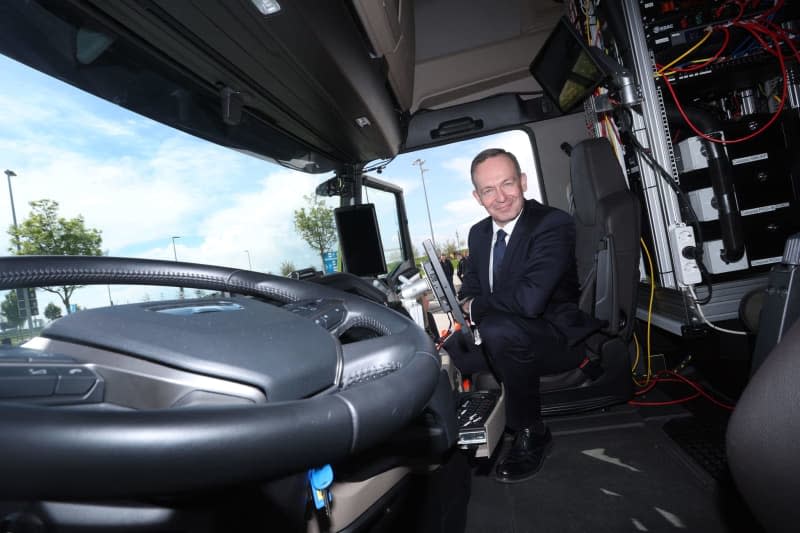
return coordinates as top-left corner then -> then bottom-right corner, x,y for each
594,235 -> 618,334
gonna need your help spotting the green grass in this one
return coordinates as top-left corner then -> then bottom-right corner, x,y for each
1,327 -> 43,347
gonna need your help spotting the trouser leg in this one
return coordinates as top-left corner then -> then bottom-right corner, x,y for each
442,334 -> 491,375
478,313 -> 584,430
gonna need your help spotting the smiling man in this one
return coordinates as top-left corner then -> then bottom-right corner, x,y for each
455,148 -> 603,483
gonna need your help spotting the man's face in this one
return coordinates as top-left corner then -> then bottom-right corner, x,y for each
472,155 -> 527,226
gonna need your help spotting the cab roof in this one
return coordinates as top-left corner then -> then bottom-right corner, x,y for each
0,0 -> 562,172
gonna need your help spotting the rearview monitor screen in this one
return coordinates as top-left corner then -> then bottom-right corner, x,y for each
334,204 -> 387,277
529,16 -> 606,113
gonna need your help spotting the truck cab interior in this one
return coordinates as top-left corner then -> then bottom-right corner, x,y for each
1,0 -> 800,532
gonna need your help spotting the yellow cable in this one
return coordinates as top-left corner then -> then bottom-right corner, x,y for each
639,238 -> 656,385
655,58 -> 712,77
656,28 -> 713,76
631,333 -> 649,387
584,0 -> 592,43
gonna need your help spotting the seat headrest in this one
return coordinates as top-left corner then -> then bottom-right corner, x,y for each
570,138 -> 629,224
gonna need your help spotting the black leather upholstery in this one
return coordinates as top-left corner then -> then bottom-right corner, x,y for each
571,137 -> 641,340
541,137 -> 640,412
727,319 -> 800,533
0,256 -> 441,499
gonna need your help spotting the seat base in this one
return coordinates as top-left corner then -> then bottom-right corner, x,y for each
540,338 -> 633,416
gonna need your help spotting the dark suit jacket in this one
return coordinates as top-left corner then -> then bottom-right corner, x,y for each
459,199 -> 603,345
440,258 -> 454,281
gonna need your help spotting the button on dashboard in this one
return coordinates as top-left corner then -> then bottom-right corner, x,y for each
0,366 -> 57,398
54,366 -> 97,395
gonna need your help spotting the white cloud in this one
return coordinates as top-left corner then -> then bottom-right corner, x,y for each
444,195 -> 484,220
0,131 -> 289,253
441,156 -> 472,177
384,177 -> 420,196
0,56 -> 548,316
439,130 -> 542,200
191,171 -> 329,273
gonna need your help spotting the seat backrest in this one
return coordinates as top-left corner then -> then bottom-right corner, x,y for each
726,319 -> 800,533
569,138 -> 641,341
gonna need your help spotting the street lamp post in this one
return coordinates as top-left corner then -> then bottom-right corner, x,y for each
244,250 -> 252,270
5,169 -> 33,331
411,158 -> 436,248
171,236 -> 185,299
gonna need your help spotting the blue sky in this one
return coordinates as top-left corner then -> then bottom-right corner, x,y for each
0,54 -> 540,312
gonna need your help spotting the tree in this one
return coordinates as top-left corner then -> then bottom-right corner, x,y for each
293,195 -> 337,270
440,238 -> 459,257
44,302 -> 63,321
8,199 -> 103,314
1,291 -> 22,328
280,260 -> 296,276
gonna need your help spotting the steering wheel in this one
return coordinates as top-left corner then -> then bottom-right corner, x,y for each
0,256 -> 440,500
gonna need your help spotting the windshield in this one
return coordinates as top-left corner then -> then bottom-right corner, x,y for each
0,54 -> 338,317
0,51 -> 540,338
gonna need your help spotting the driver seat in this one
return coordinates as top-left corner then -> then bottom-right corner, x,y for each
539,137 -> 640,414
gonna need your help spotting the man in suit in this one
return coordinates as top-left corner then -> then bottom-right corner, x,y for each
439,252 -> 455,292
456,251 -> 468,281
455,148 -> 603,483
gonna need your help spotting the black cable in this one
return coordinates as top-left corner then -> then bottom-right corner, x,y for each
620,108 -> 714,302
364,156 -> 396,174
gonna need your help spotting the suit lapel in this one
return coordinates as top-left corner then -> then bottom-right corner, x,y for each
475,219 -> 493,295
494,200 -> 536,284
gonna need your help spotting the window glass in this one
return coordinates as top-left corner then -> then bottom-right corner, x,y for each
371,130 -> 540,259
0,51 -> 540,339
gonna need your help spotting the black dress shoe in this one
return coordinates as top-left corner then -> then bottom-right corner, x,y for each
495,427 -> 552,483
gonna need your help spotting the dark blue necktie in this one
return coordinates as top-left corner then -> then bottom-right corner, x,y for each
493,229 -> 507,278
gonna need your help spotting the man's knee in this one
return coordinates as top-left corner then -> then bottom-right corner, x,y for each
478,313 -> 562,363
478,313 -> 538,357
477,313 -> 516,346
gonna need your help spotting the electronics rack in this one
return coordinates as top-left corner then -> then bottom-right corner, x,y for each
572,0 -> 800,335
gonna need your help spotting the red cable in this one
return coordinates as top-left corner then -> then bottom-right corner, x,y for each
629,392 -> 702,407
756,0 -> 784,22
661,19 -> 787,145
714,0 -> 738,21
634,377 -> 684,396
766,21 -> 800,63
660,370 -> 736,411
630,371 -> 735,411
634,379 -> 659,396
737,20 -> 779,57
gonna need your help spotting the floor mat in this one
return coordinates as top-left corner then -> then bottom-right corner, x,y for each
660,416 -> 764,533
465,421 -> 737,533
662,416 -> 729,481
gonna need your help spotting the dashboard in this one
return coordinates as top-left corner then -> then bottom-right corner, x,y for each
0,255 -> 443,501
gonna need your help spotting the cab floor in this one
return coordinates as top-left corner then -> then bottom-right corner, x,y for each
464,403 -> 761,533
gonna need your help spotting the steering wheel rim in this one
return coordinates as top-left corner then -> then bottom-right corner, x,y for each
0,255 -> 440,499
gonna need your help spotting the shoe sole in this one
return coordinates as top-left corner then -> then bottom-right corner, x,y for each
494,439 -> 554,484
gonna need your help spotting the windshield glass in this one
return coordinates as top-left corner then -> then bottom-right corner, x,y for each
0,51 -> 540,339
